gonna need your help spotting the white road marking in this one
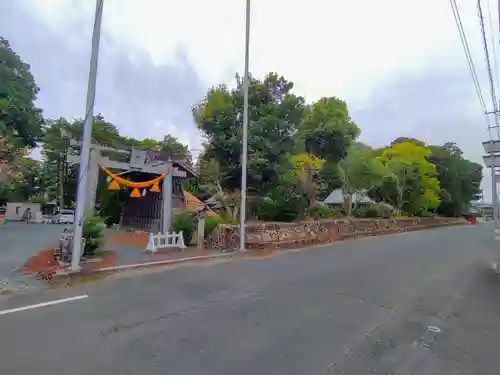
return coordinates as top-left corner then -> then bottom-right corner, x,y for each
0,294 -> 88,316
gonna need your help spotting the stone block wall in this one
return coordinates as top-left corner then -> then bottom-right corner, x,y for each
204,217 -> 466,251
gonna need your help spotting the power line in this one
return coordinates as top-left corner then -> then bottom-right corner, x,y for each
478,1 -> 500,120
450,0 -> 489,120
486,0 -> 500,93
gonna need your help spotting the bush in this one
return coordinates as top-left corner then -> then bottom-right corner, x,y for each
377,204 -> 393,218
254,193 -> 307,222
82,215 -> 106,256
353,204 -> 393,218
364,205 -> 380,218
204,215 -> 221,238
308,204 -> 336,219
352,206 -> 366,217
172,212 -> 195,245
415,209 -> 434,217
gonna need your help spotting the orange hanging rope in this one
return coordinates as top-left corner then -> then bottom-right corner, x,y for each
108,180 -> 121,190
92,156 -> 175,189
150,182 -> 161,193
130,188 -> 141,198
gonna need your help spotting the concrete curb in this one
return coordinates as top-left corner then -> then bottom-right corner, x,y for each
55,252 -> 234,276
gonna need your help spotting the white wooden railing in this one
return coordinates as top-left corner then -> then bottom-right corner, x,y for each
146,231 -> 186,252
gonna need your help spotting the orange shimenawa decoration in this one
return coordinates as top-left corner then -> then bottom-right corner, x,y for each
92,157 -> 176,197
150,182 -> 161,193
130,188 -> 141,198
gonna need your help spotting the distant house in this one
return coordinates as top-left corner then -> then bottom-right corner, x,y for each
5,202 -> 41,221
321,189 -> 374,207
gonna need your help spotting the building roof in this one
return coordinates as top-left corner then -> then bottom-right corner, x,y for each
322,189 -> 374,205
182,190 -> 219,217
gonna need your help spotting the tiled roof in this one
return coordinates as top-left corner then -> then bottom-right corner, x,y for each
322,189 -> 374,204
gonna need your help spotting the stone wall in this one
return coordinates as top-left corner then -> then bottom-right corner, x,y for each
204,217 -> 467,251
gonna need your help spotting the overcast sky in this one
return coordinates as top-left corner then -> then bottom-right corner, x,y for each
1,0 -> 498,200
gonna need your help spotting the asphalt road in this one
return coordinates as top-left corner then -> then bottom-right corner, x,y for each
0,224 -> 497,374
0,223 -> 70,285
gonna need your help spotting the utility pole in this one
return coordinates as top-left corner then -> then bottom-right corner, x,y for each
59,156 -> 64,208
71,0 -> 103,272
239,0 -> 251,252
482,140 -> 500,272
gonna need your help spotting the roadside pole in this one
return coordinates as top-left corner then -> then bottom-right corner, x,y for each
482,140 -> 500,272
239,0 -> 251,252
71,0 -> 104,272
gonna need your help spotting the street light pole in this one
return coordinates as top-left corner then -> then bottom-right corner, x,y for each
239,0 -> 251,252
492,165 -> 500,267
71,0 -> 104,272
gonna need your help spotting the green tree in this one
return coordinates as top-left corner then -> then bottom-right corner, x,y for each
338,147 -> 387,215
253,162 -> 308,222
193,72 -> 305,193
391,137 -> 426,148
0,38 -> 43,148
289,152 -> 322,208
428,143 -> 482,216
375,142 -> 441,215
297,96 -> 360,162
0,135 -> 26,182
157,134 -> 192,162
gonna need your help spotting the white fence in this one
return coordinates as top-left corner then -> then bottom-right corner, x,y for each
146,231 -> 186,252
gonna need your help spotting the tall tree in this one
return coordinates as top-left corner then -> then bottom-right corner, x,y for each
0,38 -> 43,148
296,96 -> 360,199
10,157 -> 44,201
297,96 -> 360,162
338,147 -> 387,215
374,142 -> 441,215
289,152 -> 322,208
193,72 -> 305,193
391,137 -> 426,148
0,135 -> 26,182
428,143 -> 482,216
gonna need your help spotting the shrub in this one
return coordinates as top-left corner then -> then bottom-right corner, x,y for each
377,203 -> 393,218
308,204 -> 336,219
415,209 -> 434,217
254,193 -> 306,222
352,206 -> 368,218
204,215 -> 221,238
353,204 -> 393,218
172,212 -> 195,245
82,215 -> 106,256
364,205 -> 380,218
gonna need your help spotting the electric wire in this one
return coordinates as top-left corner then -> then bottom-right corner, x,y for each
450,0 -> 489,125
478,0 -> 500,137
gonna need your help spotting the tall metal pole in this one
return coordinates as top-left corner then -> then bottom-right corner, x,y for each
71,0 -> 103,272
492,164 -> 500,271
59,158 -> 64,208
492,166 -> 498,222
239,0 -> 251,252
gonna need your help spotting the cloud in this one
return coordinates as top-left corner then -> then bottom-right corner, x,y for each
1,0 -> 498,199
1,0 -> 206,151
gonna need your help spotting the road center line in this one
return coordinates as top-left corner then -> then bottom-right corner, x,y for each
0,294 -> 89,316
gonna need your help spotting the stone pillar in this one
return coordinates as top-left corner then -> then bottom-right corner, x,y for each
197,217 -> 205,249
85,149 -> 99,215
161,163 -> 173,233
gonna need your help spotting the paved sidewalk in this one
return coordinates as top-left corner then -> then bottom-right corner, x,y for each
0,223 -> 70,293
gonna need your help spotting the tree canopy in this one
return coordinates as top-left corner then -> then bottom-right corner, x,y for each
0,36 -> 483,222
0,37 -> 43,148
